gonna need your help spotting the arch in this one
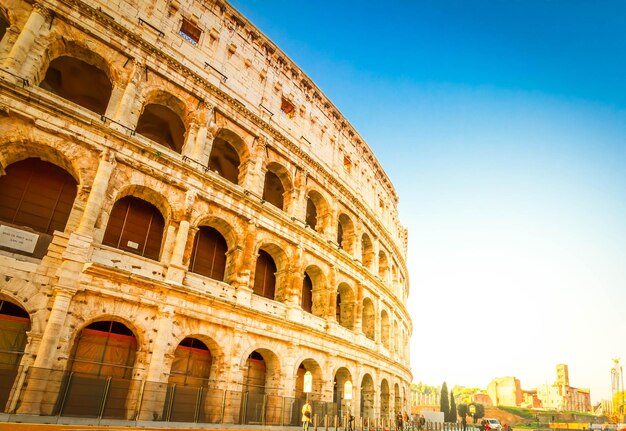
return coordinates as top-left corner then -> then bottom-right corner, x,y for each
303,264 -> 326,318
378,250 -> 389,279
0,8 -> 9,43
362,298 -> 375,341
208,129 -> 248,185
102,195 -> 165,260
40,55 -> 112,115
332,366 -> 352,417
242,348 -> 281,425
380,379 -> 390,418
301,272 -> 313,313
336,283 -> 355,330
360,373 -> 375,420
381,310 -> 390,350
305,189 -> 329,233
0,158 -> 78,235
189,226 -> 227,281
294,358 -> 323,397
253,250 -> 276,300
63,320 -> 137,418
0,299 -> 30,410
166,337 -> 213,422
337,213 -> 355,253
262,162 -> 292,211
361,233 -> 373,270
136,103 -> 186,153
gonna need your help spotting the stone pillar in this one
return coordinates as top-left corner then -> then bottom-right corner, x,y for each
2,3 -> 51,75
184,102 -> 213,166
293,168 -> 308,220
166,190 -> 195,283
182,121 -> 199,159
232,220 -> 256,306
245,136 -> 267,195
165,220 -> 189,283
325,266 -> 337,322
354,283 -> 364,335
372,239 -> 380,277
138,306 -> 174,421
17,287 -> 77,414
285,244 -> 304,320
76,150 -> 116,236
113,61 -> 143,125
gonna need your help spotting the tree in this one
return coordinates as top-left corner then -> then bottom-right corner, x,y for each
440,382 -> 450,421
457,403 -> 468,419
450,390 -> 457,422
469,402 -> 485,423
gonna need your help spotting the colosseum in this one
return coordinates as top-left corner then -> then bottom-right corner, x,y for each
0,0 -> 411,427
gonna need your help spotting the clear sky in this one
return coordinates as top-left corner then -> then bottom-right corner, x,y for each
228,1 -> 626,402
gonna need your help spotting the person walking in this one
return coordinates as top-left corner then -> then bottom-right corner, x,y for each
462,416 -> 467,431
302,400 -> 313,431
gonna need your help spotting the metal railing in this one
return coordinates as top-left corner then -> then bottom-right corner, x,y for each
1,365 -> 419,428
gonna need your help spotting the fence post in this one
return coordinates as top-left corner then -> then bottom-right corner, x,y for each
325,414 -> 329,431
57,371 -> 74,417
261,393 -> 267,426
133,379 -> 147,421
220,389 -> 226,424
194,385 -> 203,423
165,384 -> 175,421
97,376 -> 112,420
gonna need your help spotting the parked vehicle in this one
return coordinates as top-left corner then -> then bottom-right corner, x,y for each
484,418 -> 502,431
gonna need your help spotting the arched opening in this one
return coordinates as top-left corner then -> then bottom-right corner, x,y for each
102,196 -> 165,260
306,190 -> 329,233
262,171 -> 284,210
378,251 -> 389,280
305,198 -> 317,231
136,104 -> 185,153
243,350 -> 281,425
362,298 -> 375,341
337,214 -> 354,253
381,310 -> 390,351
301,272 -> 313,313
62,321 -> 137,419
0,9 -> 9,43
304,265 -> 325,318
360,374 -> 374,420
0,300 -> 30,410
332,367 -> 352,419
0,158 -> 77,237
253,250 -> 276,300
336,283 -> 355,330
208,137 -> 240,185
380,379 -> 390,419
293,359 -> 323,426
40,56 -> 112,115
361,233 -> 373,269
189,226 -> 227,281
165,337 -> 212,422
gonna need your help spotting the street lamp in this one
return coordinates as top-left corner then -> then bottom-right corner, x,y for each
304,371 -> 313,402
344,381 -> 353,431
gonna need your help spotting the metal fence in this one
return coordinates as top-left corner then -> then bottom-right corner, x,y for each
1,364 -> 478,430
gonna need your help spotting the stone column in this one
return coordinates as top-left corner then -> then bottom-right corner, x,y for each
2,3 -> 51,75
76,150 -> 116,236
113,61 -> 143,125
17,287 -> 77,414
138,306 -> 174,421
354,283 -> 364,335
232,220 -> 256,306
184,102 -> 213,166
325,266 -> 337,322
289,168 -> 307,220
244,136 -> 267,195
165,190 -> 195,283
372,239 -> 380,277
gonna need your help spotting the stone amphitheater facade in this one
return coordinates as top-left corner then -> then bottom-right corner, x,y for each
0,0 -> 411,425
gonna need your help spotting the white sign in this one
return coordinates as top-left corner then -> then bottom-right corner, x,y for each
304,371 -> 313,393
344,381 -> 353,400
0,225 -> 39,253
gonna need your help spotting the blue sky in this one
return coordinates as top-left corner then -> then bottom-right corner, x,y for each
228,1 -> 626,401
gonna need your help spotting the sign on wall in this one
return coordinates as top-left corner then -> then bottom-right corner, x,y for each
0,225 -> 39,253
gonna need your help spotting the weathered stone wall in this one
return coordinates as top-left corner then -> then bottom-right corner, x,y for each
0,0 -> 413,419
